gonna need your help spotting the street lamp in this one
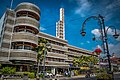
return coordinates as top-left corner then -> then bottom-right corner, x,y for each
80,14 -> 119,72
43,43 -> 52,79
92,26 -> 119,41
106,26 -> 119,39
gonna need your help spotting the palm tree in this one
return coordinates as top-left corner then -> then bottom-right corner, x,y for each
33,38 -> 48,78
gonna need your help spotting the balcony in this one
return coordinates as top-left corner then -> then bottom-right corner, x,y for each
12,32 -> 38,45
45,60 -> 69,67
47,52 -> 67,59
51,44 -> 68,52
67,51 -> 83,56
0,51 -> 8,57
10,49 -> 37,62
15,17 -> 39,30
15,3 -> 40,20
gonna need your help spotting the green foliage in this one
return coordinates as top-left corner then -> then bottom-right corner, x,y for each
0,64 -> 1,67
96,73 -> 112,80
73,55 -> 98,67
73,70 -> 79,76
1,67 -> 16,74
24,72 -> 34,79
99,68 -> 106,73
16,72 -> 35,79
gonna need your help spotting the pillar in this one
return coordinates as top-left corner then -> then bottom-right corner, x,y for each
51,68 -> 56,75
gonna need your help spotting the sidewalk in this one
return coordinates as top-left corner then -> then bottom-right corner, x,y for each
0,75 -> 86,80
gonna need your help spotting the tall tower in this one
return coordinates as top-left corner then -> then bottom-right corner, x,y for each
56,8 -> 65,39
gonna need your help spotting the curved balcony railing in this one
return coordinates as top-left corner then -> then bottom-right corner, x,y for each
15,3 -> 40,18
10,49 -> 37,62
15,3 -> 40,14
45,60 -> 69,67
15,17 -> 39,29
12,32 -> 38,45
0,51 -> 8,57
47,52 -> 67,59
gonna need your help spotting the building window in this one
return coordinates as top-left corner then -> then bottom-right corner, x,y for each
24,45 -> 32,50
16,45 -> 23,49
12,42 -> 33,50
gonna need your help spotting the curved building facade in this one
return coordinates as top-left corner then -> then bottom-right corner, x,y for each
0,2 -> 40,71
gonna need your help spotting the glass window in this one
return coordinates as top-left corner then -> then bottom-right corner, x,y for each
24,46 -> 32,50
16,45 -> 23,49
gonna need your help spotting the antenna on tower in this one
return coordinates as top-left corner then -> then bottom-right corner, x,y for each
10,0 -> 13,9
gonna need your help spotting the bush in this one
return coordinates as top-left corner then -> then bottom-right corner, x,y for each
96,73 -> 112,80
1,67 -> 16,74
74,70 -> 79,76
16,72 -> 35,79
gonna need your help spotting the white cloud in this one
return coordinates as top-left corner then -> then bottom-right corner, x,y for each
40,27 -> 46,31
75,0 -> 92,17
116,29 -> 120,41
80,42 -> 84,45
105,27 -> 114,35
97,45 -> 101,48
91,27 -> 120,38
116,36 -> 120,41
108,43 -> 120,57
86,41 -> 90,43
91,29 -> 101,37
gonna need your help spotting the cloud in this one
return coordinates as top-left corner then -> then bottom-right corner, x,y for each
116,36 -> 120,41
97,45 -> 102,49
105,27 -> 114,35
80,42 -> 84,45
108,43 -> 120,57
75,0 -> 92,17
40,27 -> 46,31
86,41 -> 90,43
91,27 -> 120,37
91,29 -> 101,37
116,29 -> 120,41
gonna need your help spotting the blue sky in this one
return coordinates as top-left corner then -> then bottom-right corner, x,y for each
0,0 -> 120,57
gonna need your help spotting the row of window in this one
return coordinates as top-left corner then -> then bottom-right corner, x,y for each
48,40 -> 65,47
68,49 -> 82,54
46,57 -> 64,62
14,28 -> 35,34
52,49 -> 64,54
16,10 -> 39,20
11,42 -> 33,50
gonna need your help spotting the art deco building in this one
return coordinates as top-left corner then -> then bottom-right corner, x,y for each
0,2 -> 91,73
0,2 -> 40,71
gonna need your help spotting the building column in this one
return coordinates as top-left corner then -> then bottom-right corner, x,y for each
27,65 -> 30,71
51,68 -> 56,75
20,66 -> 23,72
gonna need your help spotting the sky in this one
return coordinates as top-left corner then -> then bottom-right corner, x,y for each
0,0 -> 120,57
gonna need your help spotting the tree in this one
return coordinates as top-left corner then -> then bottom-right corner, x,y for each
73,55 -> 98,67
33,38 -> 48,78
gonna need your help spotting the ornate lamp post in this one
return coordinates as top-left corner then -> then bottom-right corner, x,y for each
80,14 -> 119,72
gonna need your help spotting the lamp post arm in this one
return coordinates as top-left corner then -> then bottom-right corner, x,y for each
81,16 -> 98,32
81,15 -> 106,54
106,26 -> 118,35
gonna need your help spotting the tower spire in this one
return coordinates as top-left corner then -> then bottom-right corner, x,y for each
56,8 -> 65,39
10,0 -> 13,9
